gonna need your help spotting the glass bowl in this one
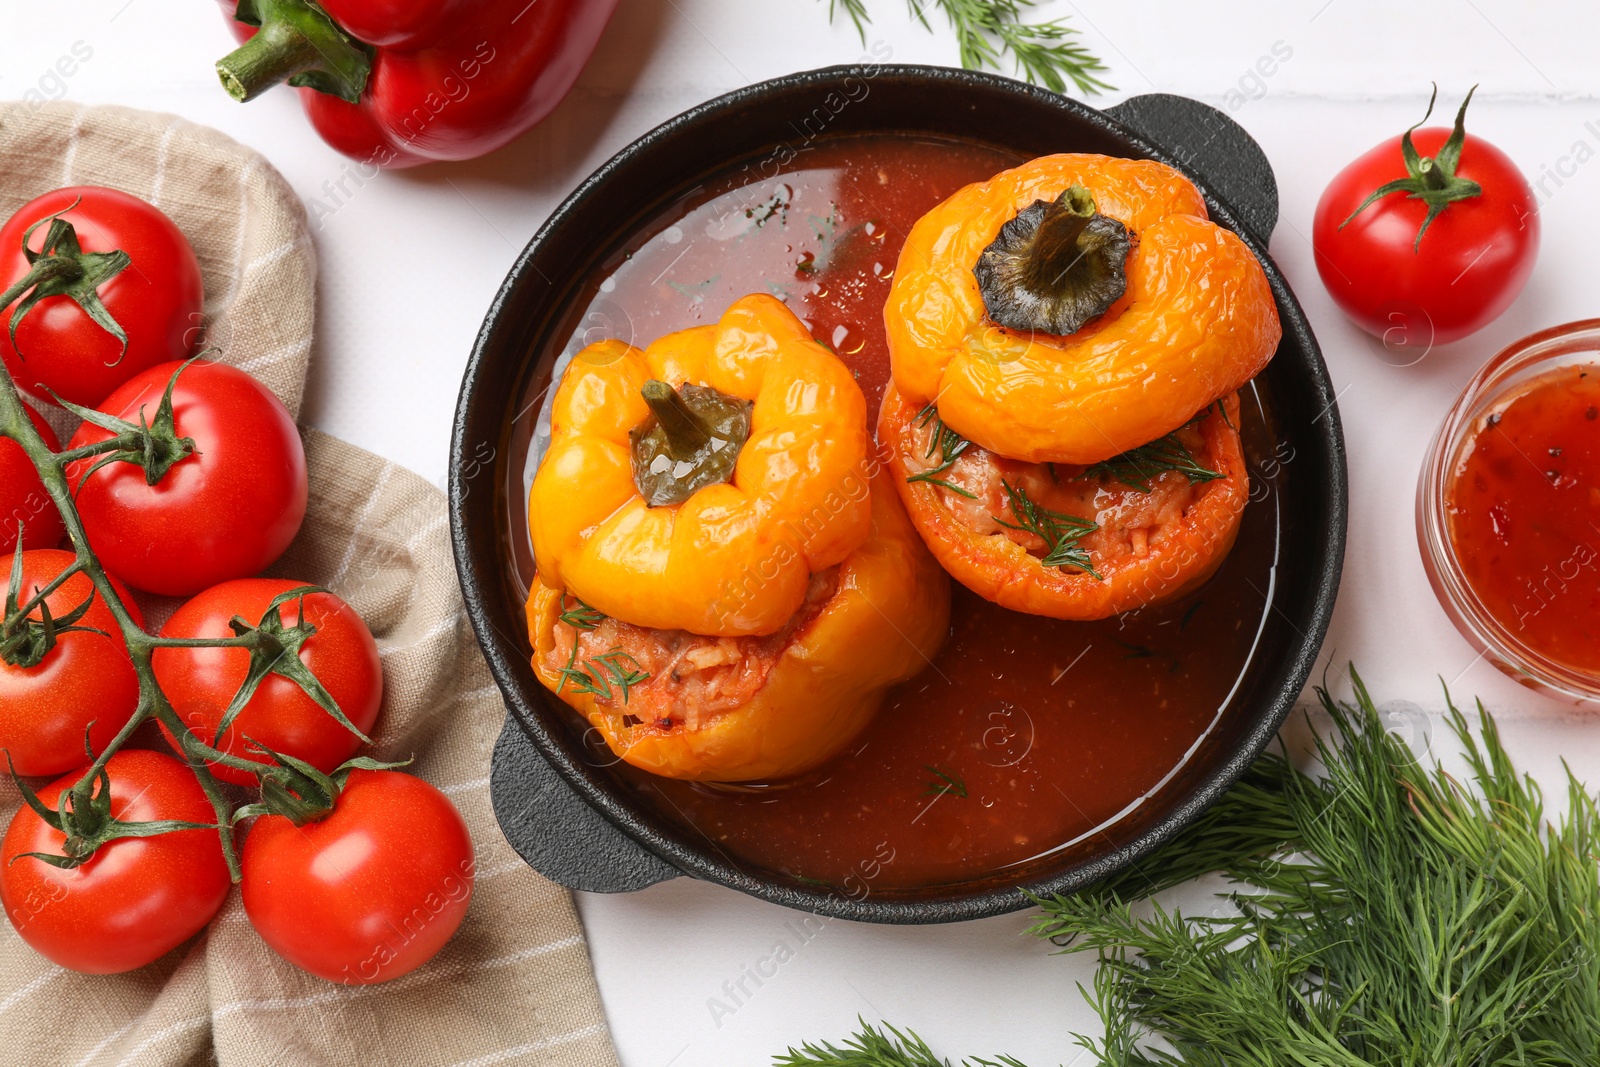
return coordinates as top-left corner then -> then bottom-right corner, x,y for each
1417,318 -> 1600,703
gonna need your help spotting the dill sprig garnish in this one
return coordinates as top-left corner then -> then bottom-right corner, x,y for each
922,765 -> 968,799
1081,431 -> 1222,493
905,403 -> 977,498
828,0 -> 871,36
994,479 -> 1101,578
1213,396 -> 1237,432
777,1019 -> 1026,1067
826,0 -> 1112,96
558,597 -> 606,632
553,597 -> 649,704
557,648 -> 650,705
784,668 -> 1600,1065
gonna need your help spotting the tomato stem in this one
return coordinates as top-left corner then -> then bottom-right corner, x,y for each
8,559 -> 82,622
51,432 -> 156,469
0,208 -> 131,363
1339,83 -> 1484,252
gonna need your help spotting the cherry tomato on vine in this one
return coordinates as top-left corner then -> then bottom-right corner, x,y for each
0,186 -> 204,408
242,770 -> 474,985
0,749 -> 230,974
67,360 -> 307,596
0,549 -> 145,777
1314,86 -> 1538,349
154,579 -> 383,788
0,401 -> 65,551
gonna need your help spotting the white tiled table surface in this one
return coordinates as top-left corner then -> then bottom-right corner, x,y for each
6,3 -> 1600,1063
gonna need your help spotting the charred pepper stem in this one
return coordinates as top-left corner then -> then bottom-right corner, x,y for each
217,0 -> 372,105
640,379 -> 711,460
630,380 -> 754,508
1021,185 -> 1099,290
974,184 -> 1131,336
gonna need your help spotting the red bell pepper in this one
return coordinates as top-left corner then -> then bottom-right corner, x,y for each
213,0 -> 620,168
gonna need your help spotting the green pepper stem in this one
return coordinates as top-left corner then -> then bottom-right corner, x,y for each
216,20 -> 323,103
641,380 -> 713,461
216,0 -> 371,105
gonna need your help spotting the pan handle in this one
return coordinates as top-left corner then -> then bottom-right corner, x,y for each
1106,93 -> 1279,247
490,712 -> 680,893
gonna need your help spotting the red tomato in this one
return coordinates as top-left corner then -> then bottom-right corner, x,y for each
0,187 -> 204,407
1314,90 -> 1538,348
66,360 -> 307,596
0,749 -> 230,974
154,579 -> 383,788
0,402 -> 65,551
0,549 -> 145,777
242,770 -> 473,985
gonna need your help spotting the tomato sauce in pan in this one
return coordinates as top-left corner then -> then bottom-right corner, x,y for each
510,136 -> 1285,890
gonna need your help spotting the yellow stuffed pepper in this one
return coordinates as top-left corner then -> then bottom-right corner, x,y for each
528,294 -> 950,781
882,154 -> 1281,620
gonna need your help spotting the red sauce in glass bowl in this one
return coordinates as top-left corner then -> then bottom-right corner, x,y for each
1446,364 -> 1600,676
507,135 -> 1289,890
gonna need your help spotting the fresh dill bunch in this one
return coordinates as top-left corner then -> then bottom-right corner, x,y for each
824,0 -> 1112,96
927,0 -> 1113,96
829,0 -> 873,40
775,1018 -> 1025,1067
783,669 -> 1600,1065
1033,668 -> 1600,1065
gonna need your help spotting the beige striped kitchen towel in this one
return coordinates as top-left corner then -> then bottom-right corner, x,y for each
0,103 -> 617,1067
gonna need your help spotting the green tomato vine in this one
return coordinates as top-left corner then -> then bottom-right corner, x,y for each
0,340 -> 366,883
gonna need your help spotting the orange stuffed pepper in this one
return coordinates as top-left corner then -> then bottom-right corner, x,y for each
882,155 -> 1281,620
527,294 -> 949,781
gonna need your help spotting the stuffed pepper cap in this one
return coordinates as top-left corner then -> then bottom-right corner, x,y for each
530,294 -> 872,638
886,154 -> 1282,465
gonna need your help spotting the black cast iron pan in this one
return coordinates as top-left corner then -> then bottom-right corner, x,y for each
449,65 -> 1346,923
